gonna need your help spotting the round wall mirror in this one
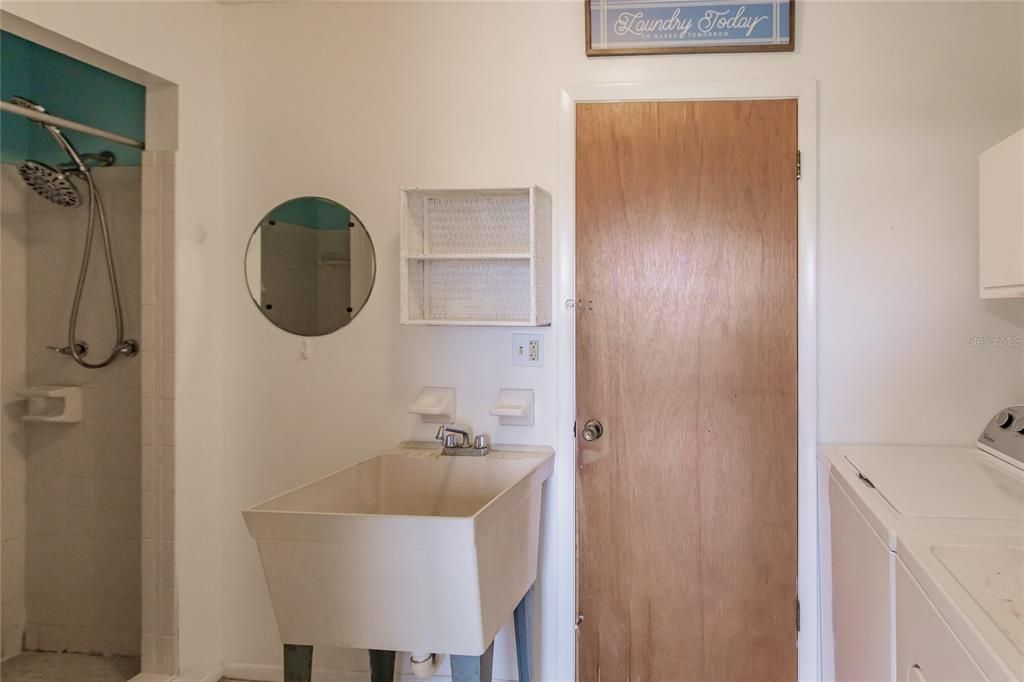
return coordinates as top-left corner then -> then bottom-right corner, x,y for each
245,197 -> 376,336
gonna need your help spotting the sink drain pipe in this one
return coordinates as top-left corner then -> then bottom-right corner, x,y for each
410,652 -> 444,679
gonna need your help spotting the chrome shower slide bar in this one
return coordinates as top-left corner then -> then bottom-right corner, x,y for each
0,100 -> 145,150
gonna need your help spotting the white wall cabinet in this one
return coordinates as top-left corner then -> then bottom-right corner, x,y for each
400,187 -> 552,325
979,129 -> 1024,298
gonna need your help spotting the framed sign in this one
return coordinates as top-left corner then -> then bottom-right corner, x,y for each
586,0 -> 795,56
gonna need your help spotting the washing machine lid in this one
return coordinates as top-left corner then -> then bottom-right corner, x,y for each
899,533 -> 1024,681
933,543 -> 1024,657
845,446 -> 1024,521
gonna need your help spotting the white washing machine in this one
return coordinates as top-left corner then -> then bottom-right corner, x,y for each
821,406 -> 1024,682
897,532 -> 1023,681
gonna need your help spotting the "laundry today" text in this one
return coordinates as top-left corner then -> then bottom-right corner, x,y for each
613,6 -> 769,39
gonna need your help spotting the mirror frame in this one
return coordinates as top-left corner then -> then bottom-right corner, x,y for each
243,196 -> 377,337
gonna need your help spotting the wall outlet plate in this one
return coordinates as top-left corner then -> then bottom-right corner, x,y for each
512,333 -> 543,367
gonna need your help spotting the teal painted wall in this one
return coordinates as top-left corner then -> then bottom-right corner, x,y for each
267,198 -> 352,231
0,31 -> 145,166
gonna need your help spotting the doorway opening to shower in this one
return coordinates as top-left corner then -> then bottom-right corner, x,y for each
0,22 -> 178,682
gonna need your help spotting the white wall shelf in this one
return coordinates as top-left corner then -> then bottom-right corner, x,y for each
407,254 -> 532,261
400,187 -> 552,326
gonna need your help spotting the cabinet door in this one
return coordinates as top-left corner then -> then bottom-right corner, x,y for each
830,475 -> 893,682
979,130 -> 1024,298
895,559 -> 987,681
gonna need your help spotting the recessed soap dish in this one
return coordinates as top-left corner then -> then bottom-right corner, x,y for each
408,387 -> 456,424
18,386 -> 82,423
490,389 -> 534,426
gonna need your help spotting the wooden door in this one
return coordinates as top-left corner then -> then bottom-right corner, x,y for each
575,100 -> 798,682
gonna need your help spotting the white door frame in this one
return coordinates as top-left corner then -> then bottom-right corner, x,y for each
550,79 -> 820,682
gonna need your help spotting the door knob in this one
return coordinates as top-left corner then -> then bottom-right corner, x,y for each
581,420 -> 604,442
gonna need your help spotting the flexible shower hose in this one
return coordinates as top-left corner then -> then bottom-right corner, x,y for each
66,171 -> 138,368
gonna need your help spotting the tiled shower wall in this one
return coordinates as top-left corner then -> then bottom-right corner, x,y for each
139,150 -> 176,675
1,163 -> 142,657
2,165 -> 30,659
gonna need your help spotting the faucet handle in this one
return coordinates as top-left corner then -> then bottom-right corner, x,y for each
444,433 -> 461,449
473,434 -> 490,454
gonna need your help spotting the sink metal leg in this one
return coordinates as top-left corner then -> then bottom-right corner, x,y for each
513,584 -> 535,682
283,644 -> 313,682
451,642 -> 495,682
369,649 -> 396,682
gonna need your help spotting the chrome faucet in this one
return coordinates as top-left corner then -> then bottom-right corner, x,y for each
436,425 -> 490,456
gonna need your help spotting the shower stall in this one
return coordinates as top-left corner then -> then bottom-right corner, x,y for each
0,29 -> 164,682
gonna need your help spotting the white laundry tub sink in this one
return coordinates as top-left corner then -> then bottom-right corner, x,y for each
243,444 -> 553,656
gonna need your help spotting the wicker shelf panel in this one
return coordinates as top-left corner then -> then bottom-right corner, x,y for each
407,259 -> 531,322
423,195 -> 530,255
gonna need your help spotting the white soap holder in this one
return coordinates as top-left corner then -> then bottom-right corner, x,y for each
489,389 -> 534,426
18,386 -> 82,423
408,387 -> 456,424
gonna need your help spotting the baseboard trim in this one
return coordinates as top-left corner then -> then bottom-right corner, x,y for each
175,665 -> 224,682
221,663 -> 367,682
129,664 -> 221,682
128,674 -> 174,682
221,663 -> 498,682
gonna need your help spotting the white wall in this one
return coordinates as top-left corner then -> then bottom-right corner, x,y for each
1,4 -> 227,679
219,2 -> 1024,680
816,3 -> 1024,443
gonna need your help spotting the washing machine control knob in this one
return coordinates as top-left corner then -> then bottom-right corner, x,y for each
1013,416 -> 1024,435
995,410 -> 1014,428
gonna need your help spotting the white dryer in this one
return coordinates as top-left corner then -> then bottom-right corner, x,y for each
821,406 -> 1024,682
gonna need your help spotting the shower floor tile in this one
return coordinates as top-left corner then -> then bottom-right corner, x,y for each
2,652 -> 140,682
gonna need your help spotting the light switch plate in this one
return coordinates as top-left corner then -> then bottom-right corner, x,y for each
512,333 -> 543,367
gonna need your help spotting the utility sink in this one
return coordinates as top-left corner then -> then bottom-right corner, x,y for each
243,444 -> 553,656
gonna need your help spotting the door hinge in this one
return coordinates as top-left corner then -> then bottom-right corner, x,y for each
796,598 -> 801,632
796,150 -> 802,181
572,420 -> 577,439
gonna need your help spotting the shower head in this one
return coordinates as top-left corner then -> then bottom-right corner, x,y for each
8,95 -> 88,173
18,160 -> 81,208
